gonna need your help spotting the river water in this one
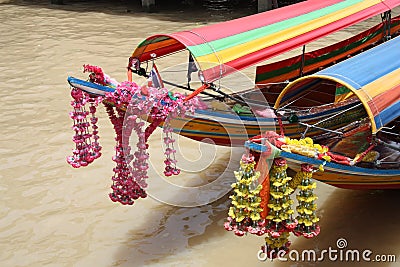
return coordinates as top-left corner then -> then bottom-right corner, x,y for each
0,1 -> 399,266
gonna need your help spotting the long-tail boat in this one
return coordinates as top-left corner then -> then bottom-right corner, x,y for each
246,35 -> 400,190
223,36 -> 399,258
66,0 -> 400,208
66,2 -> 400,257
68,0 -> 400,146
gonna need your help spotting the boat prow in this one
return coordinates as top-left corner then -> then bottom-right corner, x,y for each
67,76 -> 115,97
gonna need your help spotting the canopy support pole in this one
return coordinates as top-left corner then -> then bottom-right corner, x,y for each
299,45 -> 306,77
381,10 -> 392,40
132,69 -> 220,99
132,68 -> 248,104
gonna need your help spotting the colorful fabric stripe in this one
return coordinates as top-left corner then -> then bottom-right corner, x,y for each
275,35 -> 400,133
131,0 -> 400,83
255,15 -> 400,84
334,85 -> 353,103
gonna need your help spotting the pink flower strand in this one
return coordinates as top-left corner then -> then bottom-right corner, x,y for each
83,64 -> 119,88
106,104 -> 147,205
68,64 -> 205,205
67,87 -> 102,168
105,81 -> 205,204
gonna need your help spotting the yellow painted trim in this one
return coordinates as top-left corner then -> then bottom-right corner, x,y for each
359,68 -> 400,99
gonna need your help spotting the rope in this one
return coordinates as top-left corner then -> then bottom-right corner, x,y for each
352,143 -> 376,164
184,84 -> 209,102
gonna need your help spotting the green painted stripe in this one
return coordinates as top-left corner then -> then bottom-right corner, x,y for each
187,0 -> 364,58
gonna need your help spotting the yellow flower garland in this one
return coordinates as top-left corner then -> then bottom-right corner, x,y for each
293,164 -> 320,238
226,137 -> 323,257
226,155 -> 265,232
262,158 -> 296,257
281,136 -> 331,171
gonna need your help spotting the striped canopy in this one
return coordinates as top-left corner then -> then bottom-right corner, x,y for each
274,35 -> 400,134
131,0 -> 400,83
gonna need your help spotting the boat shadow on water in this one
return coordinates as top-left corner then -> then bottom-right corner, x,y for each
111,195 -> 232,266
111,183 -> 400,266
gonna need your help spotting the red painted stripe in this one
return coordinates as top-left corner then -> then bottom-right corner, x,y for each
382,0 -> 400,9
368,84 -> 400,116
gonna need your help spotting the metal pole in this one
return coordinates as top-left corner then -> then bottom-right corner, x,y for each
299,45 -> 306,77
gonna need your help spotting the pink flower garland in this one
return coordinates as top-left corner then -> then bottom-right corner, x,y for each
83,64 -> 119,88
106,104 -> 147,205
224,216 -> 268,237
68,64 -> 205,205
67,88 -> 102,168
83,64 -> 106,85
103,81 -> 204,204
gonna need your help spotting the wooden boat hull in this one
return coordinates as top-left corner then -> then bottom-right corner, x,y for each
261,36 -> 400,190
282,151 -> 400,189
169,103 -> 365,146
68,76 -> 366,147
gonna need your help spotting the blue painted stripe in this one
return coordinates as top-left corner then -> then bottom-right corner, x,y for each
67,76 -> 116,93
318,36 -> 400,90
374,99 -> 400,130
244,140 -> 268,152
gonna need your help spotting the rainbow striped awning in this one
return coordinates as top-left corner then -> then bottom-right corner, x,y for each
275,35 -> 400,134
131,0 -> 400,83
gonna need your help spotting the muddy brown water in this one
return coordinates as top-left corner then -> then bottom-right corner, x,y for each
0,1 -> 399,266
